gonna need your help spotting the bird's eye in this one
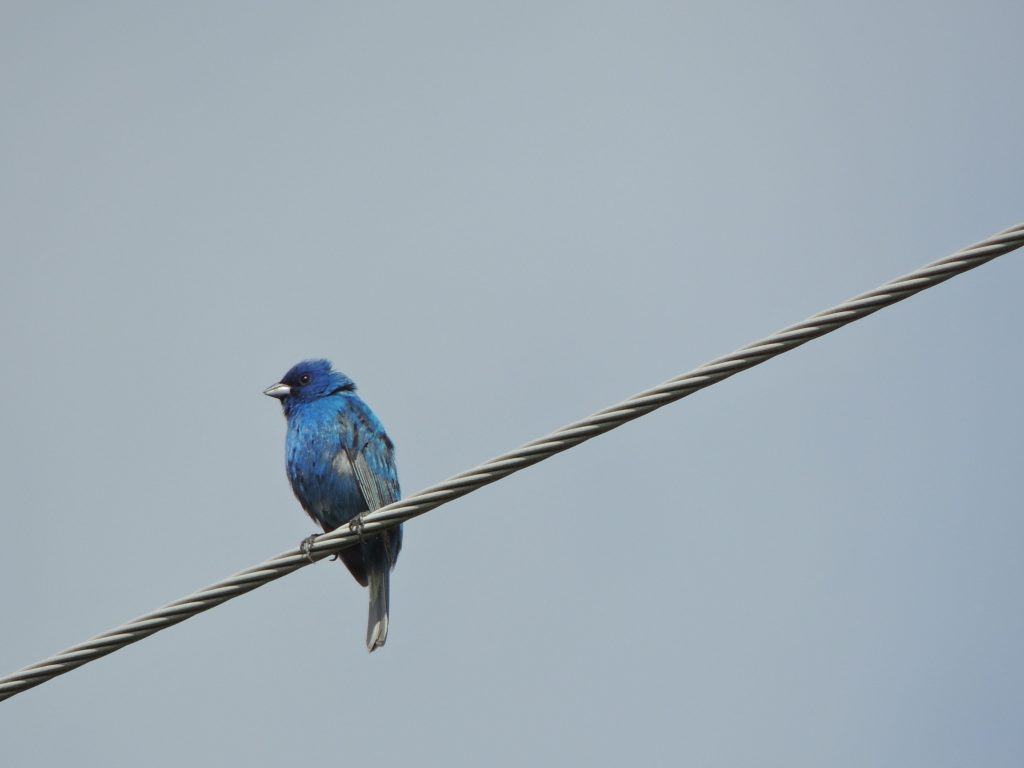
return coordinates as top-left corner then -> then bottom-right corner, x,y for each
299,374 -> 311,385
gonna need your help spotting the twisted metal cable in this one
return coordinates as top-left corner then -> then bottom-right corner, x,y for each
2,222 -> 1022,703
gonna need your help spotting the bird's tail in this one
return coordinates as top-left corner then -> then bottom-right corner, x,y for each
366,558 -> 390,652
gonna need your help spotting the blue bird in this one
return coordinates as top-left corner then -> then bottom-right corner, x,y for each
265,359 -> 402,651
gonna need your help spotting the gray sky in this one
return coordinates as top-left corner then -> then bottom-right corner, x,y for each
2,2 -> 1023,766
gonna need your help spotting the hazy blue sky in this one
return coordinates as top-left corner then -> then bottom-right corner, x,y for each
2,3 -> 1022,766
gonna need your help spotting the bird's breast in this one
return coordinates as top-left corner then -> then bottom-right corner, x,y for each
284,412 -> 366,530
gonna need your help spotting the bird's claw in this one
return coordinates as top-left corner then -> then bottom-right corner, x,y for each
300,533 -> 319,563
349,515 -> 366,539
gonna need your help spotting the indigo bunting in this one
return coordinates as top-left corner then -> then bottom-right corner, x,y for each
265,359 -> 402,651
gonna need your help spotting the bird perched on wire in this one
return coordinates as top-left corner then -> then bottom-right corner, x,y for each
264,359 -> 402,651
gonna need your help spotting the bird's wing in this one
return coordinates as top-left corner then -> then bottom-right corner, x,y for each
351,439 -> 400,512
345,406 -> 400,513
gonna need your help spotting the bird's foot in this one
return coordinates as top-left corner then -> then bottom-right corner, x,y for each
348,515 -> 366,539
300,533 -> 319,563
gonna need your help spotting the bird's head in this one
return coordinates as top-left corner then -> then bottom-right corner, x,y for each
264,359 -> 356,413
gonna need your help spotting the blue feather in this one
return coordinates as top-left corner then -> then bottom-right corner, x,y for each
267,359 -> 401,650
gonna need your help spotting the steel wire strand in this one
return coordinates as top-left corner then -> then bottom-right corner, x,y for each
2,222 -> 1022,702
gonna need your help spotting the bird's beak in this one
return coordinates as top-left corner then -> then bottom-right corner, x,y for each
263,382 -> 291,399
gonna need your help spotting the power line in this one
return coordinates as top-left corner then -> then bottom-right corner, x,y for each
2,222 -> 1022,703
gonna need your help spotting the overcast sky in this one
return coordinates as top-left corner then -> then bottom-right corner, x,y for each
2,3 -> 1023,766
